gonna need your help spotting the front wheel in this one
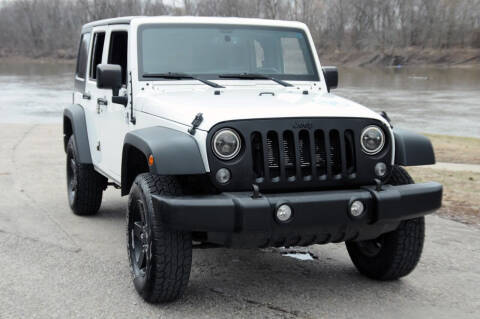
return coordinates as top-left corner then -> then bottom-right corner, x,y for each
126,173 -> 192,303
346,217 -> 425,280
346,166 -> 425,280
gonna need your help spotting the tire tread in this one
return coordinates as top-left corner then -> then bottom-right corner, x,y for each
130,174 -> 192,303
346,165 -> 425,280
67,136 -> 105,215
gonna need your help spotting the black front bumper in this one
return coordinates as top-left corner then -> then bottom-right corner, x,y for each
152,182 -> 442,247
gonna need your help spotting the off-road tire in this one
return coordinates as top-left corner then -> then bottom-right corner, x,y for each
346,166 -> 425,280
66,135 -> 105,215
387,165 -> 414,185
126,173 -> 192,303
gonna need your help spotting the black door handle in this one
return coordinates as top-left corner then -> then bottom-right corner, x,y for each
97,98 -> 108,106
82,92 -> 91,100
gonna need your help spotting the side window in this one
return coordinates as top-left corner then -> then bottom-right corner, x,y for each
75,33 -> 90,79
89,32 -> 106,80
281,37 -> 308,75
108,31 -> 128,85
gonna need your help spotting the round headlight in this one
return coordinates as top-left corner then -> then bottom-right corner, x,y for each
212,128 -> 241,160
360,126 -> 385,155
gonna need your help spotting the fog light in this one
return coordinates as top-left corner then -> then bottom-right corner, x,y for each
375,162 -> 387,177
350,200 -> 365,217
215,168 -> 231,184
276,204 -> 292,222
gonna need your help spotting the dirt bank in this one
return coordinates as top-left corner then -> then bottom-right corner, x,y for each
320,47 -> 480,67
408,134 -> 480,226
426,134 -> 480,165
0,56 -> 75,65
2,47 -> 479,67
408,167 -> 479,227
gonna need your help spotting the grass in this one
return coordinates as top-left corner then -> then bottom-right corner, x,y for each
405,134 -> 480,225
425,133 -> 480,164
407,167 -> 480,226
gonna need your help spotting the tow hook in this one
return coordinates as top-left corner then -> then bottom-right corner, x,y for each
374,178 -> 384,191
251,184 -> 262,199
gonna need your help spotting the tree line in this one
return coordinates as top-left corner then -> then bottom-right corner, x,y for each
0,0 -> 479,58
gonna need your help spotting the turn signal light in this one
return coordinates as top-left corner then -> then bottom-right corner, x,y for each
148,154 -> 154,167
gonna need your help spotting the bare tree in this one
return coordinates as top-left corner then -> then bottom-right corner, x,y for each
0,0 -> 479,58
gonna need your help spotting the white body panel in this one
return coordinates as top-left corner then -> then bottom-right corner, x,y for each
84,26 -> 109,171
98,25 -> 131,180
138,85 -> 388,131
76,16 -> 395,183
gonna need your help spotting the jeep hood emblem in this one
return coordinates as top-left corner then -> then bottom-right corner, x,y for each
292,121 -> 313,129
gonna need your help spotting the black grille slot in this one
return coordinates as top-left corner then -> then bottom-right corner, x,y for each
299,130 -> 312,180
251,132 -> 264,180
283,131 -> 296,180
250,127 -> 357,184
266,131 -> 280,180
314,130 -> 327,178
344,130 -> 356,175
329,130 -> 342,177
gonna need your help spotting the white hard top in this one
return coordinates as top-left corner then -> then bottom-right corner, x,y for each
82,16 -> 307,33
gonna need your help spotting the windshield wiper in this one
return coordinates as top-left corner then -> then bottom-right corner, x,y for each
218,73 -> 293,87
143,72 -> 224,88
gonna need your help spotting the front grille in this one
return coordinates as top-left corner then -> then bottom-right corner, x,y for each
207,118 -> 391,192
251,129 -> 356,183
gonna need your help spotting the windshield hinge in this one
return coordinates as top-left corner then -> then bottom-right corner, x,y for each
188,113 -> 203,135
129,71 -> 136,125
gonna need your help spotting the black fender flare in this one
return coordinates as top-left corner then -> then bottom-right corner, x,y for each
63,104 -> 92,164
394,128 -> 435,166
121,126 -> 206,194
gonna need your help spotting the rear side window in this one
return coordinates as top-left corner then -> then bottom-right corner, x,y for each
76,33 -> 90,79
89,32 -> 106,80
108,31 -> 128,85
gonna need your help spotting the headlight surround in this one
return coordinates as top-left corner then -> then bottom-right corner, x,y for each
360,125 -> 385,155
212,128 -> 241,160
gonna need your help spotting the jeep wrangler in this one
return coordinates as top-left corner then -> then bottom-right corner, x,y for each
64,17 -> 442,303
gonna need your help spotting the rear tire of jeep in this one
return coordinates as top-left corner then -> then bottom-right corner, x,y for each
66,135 -> 105,216
126,173 -> 192,303
345,166 -> 425,280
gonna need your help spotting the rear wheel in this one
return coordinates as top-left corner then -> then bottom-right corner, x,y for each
127,173 -> 192,303
346,166 -> 425,280
66,135 -> 106,215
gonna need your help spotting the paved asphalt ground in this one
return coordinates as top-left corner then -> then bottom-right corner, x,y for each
0,124 -> 479,318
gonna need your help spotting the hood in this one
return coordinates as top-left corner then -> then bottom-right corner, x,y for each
138,85 -> 387,131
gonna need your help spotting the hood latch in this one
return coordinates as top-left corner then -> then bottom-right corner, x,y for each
188,113 -> 203,135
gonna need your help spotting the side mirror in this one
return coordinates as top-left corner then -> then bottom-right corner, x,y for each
322,66 -> 338,92
96,64 -> 128,106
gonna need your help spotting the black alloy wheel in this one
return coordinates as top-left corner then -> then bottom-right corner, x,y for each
66,154 -> 78,204
128,199 -> 151,281
65,135 -> 105,215
126,173 -> 192,303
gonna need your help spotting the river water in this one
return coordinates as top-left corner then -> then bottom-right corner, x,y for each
0,62 -> 479,137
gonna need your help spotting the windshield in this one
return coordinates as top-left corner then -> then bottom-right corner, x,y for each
138,24 -> 318,81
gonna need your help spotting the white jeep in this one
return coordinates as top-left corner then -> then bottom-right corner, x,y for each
64,16 -> 442,303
